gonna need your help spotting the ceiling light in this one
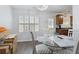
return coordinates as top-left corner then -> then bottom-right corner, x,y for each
37,5 -> 48,11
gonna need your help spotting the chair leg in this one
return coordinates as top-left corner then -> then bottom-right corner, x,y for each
49,49 -> 53,54
33,49 -> 36,54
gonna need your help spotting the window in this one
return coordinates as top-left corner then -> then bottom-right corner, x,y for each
48,18 -> 54,29
48,18 -> 54,35
19,16 -> 39,32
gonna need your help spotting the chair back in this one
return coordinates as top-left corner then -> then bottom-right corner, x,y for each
73,30 -> 79,54
68,29 -> 73,37
30,32 -> 36,54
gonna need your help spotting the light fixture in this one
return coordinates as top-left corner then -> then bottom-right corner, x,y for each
37,5 -> 48,11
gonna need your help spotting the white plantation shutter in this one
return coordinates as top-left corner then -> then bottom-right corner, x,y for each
19,16 -> 39,32
19,16 -> 24,32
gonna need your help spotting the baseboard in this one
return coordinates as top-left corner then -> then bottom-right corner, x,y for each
17,40 -> 41,45
17,40 -> 32,42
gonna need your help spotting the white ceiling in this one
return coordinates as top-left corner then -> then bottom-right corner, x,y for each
11,5 -> 72,13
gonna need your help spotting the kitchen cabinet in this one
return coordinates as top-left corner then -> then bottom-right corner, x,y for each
56,28 -> 69,36
56,14 -> 63,25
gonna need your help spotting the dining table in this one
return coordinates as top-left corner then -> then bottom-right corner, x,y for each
36,35 -> 75,48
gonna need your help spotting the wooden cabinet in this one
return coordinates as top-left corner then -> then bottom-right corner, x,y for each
56,14 -> 63,25
70,16 -> 73,27
0,34 -> 17,54
56,28 -> 68,36
4,34 -> 17,54
0,45 -> 10,54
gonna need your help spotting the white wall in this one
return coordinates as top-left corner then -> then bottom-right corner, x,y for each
0,6 -> 12,29
73,5 -> 79,40
73,6 -> 79,30
12,8 -> 55,42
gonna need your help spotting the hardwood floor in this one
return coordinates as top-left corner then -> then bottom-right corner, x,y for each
16,41 -> 41,54
15,41 -> 74,54
16,42 -> 33,54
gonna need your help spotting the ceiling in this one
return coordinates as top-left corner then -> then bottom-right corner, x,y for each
11,5 -> 72,13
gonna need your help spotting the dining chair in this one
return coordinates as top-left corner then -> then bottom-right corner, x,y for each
30,32 -> 36,54
68,29 -> 73,37
30,32 -> 52,54
73,39 -> 79,54
72,30 -> 79,54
